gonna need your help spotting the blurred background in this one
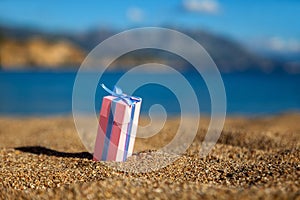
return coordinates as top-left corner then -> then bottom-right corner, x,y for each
0,0 -> 299,116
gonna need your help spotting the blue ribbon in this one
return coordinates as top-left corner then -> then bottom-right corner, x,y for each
101,84 -> 141,106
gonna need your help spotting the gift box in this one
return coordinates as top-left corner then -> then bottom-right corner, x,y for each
93,84 -> 142,162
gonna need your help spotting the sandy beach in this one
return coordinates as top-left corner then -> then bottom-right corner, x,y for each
0,114 -> 299,199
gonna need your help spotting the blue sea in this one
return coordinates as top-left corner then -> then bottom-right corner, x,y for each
0,70 -> 299,116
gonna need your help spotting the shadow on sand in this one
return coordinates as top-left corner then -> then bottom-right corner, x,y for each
15,146 -> 93,159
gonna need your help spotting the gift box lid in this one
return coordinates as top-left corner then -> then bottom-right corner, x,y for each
100,96 -> 135,124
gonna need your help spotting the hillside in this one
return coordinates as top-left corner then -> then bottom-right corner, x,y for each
0,37 -> 85,69
0,25 -> 284,73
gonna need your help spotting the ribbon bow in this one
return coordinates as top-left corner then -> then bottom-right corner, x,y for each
101,84 -> 141,106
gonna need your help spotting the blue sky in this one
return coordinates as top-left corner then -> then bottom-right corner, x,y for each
0,0 -> 300,53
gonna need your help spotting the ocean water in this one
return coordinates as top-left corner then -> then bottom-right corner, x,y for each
0,70 -> 299,116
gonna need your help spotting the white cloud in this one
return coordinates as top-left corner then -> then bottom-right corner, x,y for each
268,37 -> 300,52
183,0 -> 220,14
127,7 -> 144,23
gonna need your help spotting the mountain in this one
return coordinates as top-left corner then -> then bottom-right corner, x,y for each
0,25 -> 288,73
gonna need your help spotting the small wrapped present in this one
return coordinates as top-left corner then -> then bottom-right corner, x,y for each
93,84 -> 142,162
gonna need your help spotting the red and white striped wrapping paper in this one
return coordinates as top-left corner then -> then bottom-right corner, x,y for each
93,96 -> 142,162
